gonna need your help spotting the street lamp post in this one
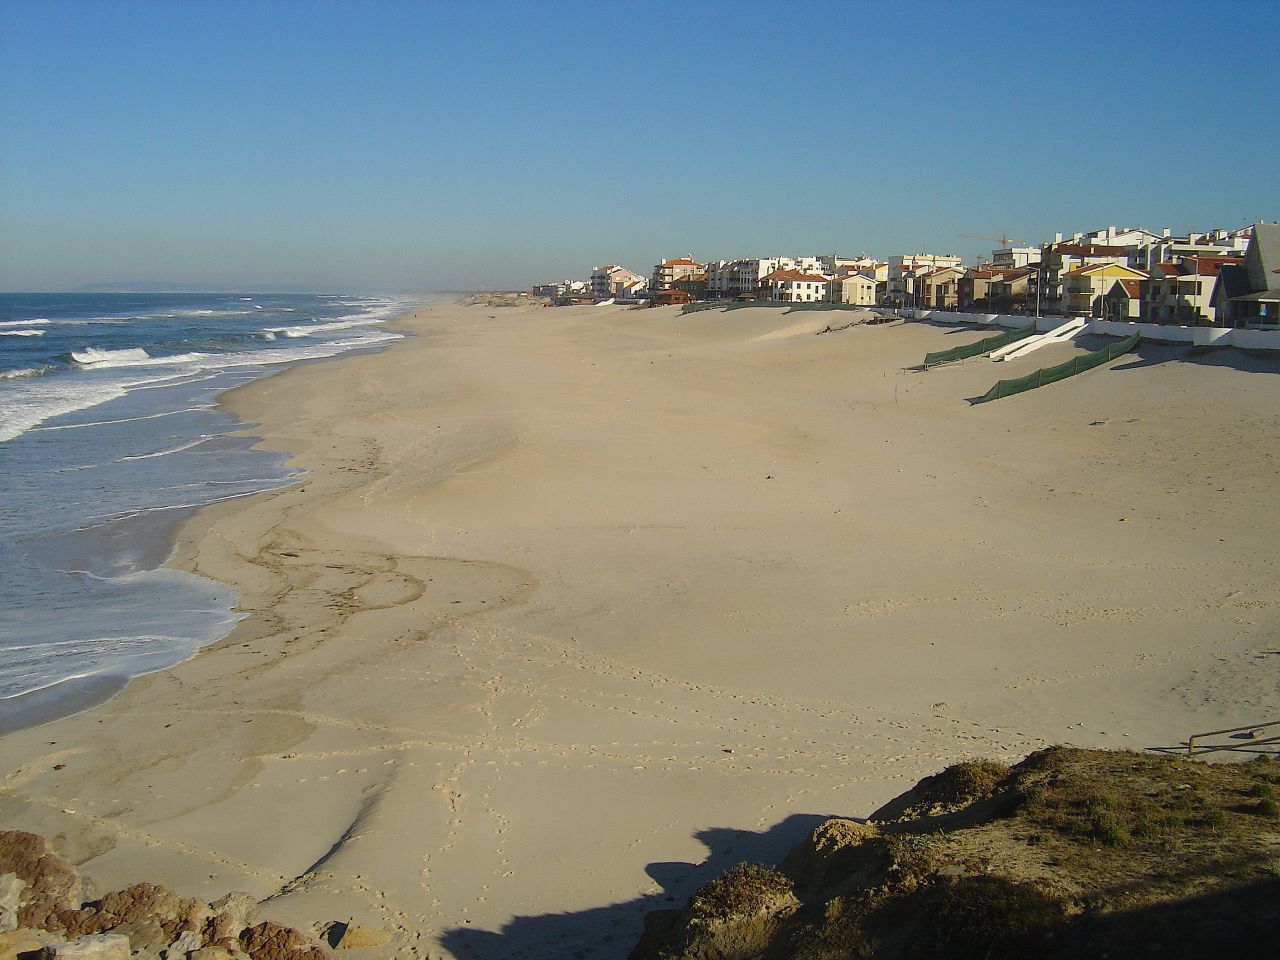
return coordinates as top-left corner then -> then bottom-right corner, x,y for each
1033,260 -> 1042,319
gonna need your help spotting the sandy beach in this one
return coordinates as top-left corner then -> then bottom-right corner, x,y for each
2,299 -> 1278,959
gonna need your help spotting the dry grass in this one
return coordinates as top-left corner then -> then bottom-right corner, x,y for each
633,748 -> 1280,960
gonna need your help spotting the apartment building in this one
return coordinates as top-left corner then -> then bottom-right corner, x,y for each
590,265 -> 646,300
886,253 -> 963,306
1038,241 -> 1132,312
1142,257 -> 1242,325
917,266 -> 964,310
1059,262 -> 1147,317
651,257 -> 705,291
992,246 -> 1040,269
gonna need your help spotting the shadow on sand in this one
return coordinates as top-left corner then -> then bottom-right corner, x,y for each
1109,339 -> 1280,374
438,813 -> 835,960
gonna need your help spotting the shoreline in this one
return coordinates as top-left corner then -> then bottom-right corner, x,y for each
1,299 -> 1278,958
0,305 -> 422,738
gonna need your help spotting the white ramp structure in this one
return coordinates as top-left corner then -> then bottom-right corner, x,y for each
990,317 -> 1088,361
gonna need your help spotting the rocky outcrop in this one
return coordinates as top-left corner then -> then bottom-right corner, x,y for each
630,748 -> 1280,960
0,830 -> 96,934
0,873 -> 24,932
238,922 -> 327,960
0,832 -> 329,960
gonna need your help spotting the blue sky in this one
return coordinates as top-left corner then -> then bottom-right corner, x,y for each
1,0 -> 1278,292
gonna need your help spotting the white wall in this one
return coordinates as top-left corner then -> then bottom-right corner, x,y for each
1086,320 -> 1280,350
913,312 -> 1280,351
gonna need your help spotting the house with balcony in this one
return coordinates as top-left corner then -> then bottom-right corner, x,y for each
759,269 -> 829,303
1038,241 -> 1132,313
1060,262 -> 1147,317
1142,257 -> 1241,325
828,272 -> 878,306
958,268 -> 1000,310
886,254 -> 963,309
918,266 -> 964,310
673,271 -> 708,300
651,257 -> 705,291
989,268 -> 1032,313
1212,223 -> 1280,327
1103,279 -> 1142,320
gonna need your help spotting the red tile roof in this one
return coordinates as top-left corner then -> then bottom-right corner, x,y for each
1185,256 -> 1243,276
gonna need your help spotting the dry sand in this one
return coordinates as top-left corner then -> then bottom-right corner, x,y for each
2,300 -> 1278,958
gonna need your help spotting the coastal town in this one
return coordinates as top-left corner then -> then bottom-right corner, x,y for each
531,221 -> 1279,329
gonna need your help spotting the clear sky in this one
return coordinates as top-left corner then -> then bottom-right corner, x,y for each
2,0 -> 1278,292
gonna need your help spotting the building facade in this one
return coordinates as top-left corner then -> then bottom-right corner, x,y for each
590,265 -> 646,300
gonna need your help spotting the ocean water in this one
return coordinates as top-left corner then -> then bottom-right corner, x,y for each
0,292 -> 418,732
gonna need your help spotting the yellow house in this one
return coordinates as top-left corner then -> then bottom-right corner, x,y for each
1060,262 -> 1147,317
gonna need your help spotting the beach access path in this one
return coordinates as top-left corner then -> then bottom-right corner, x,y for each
1,300 -> 1277,959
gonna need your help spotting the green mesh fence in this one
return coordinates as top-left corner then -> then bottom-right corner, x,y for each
680,300 -> 876,315
971,333 -> 1140,404
679,301 -> 726,314
923,323 -> 1037,368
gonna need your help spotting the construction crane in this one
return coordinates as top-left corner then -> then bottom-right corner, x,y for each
958,232 -> 1029,247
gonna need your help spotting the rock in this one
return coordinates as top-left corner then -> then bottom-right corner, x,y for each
164,929 -> 202,957
106,917 -> 165,951
238,922 -> 327,960
325,920 -> 390,951
201,894 -> 257,945
190,948 -> 249,960
44,933 -> 131,959
0,874 -> 24,932
0,927 -> 64,960
97,885 -> 208,940
0,832 -> 92,925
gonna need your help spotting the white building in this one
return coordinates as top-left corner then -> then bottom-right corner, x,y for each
760,269 -> 829,303
532,280 -> 588,298
992,246 -> 1040,269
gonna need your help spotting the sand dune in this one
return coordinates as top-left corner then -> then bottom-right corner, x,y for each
1,301 -> 1277,958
